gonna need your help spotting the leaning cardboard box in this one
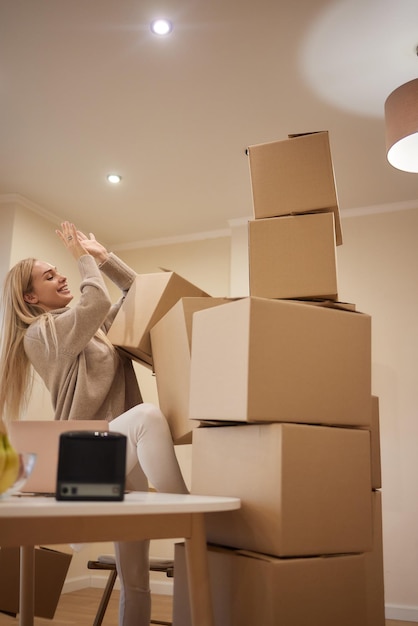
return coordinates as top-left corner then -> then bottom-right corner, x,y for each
248,212 -> 338,300
246,130 -> 343,245
173,542 -> 368,626
189,297 -> 372,427
107,270 -> 209,367
150,296 -> 231,444
0,546 -> 72,619
192,423 -> 373,557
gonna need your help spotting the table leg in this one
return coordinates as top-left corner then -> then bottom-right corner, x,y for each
184,513 -> 214,626
19,546 -> 35,626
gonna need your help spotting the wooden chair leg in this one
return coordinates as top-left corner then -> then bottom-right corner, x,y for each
92,568 -> 118,626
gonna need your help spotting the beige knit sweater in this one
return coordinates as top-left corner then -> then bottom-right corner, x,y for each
24,253 -> 142,421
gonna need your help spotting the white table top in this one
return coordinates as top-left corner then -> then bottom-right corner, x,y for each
0,490 -> 241,518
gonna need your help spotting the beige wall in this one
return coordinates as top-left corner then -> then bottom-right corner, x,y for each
111,237 -> 231,296
336,206 -> 418,618
2,198 -> 418,617
0,199 -> 15,287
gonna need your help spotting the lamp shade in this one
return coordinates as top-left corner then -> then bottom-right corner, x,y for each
385,78 -> 418,173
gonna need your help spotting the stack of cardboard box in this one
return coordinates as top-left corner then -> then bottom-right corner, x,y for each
247,131 -> 342,301
171,132 -> 385,626
106,131 -> 384,625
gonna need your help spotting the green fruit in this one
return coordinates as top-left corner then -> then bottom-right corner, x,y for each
0,433 -> 20,494
0,437 -> 5,478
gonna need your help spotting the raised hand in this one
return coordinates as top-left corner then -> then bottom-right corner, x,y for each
56,222 -> 89,260
76,229 -> 109,264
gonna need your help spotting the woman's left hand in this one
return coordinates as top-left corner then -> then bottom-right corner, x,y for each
76,230 -> 109,265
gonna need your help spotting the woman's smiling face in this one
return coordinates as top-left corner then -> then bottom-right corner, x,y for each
24,261 -> 73,311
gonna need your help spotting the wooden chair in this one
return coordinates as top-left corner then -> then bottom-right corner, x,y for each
87,555 -> 174,626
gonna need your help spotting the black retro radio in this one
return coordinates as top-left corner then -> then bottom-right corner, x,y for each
56,430 -> 126,501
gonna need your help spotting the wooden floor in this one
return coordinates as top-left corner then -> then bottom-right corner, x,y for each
0,588 -> 171,626
0,588 -> 415,626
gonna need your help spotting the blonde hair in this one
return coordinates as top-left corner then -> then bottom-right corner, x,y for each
0,258 -> 54,422
0,257 -> 116,423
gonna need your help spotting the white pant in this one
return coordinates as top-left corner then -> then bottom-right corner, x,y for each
109,403 -> 188,626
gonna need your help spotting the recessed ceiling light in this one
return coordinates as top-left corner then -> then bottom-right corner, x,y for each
107,174 -> 122,184
150,19 -> 173,36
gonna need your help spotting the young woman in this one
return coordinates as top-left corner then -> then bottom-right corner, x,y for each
0,221 -> 188,626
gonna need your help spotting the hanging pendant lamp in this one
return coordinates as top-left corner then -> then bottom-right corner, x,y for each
385,77 -> 418,173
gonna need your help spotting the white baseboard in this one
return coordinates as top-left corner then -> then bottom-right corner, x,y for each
385,604 -> 418,622
62,576 -> 89,593
63,574 -> 173,596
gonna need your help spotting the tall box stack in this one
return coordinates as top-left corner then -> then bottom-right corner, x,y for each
173,132 -> 385,626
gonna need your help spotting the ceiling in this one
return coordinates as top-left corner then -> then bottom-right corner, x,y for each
1,0 -> 418,248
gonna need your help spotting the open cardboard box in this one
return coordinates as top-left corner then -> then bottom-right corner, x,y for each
107,270 -> 209,367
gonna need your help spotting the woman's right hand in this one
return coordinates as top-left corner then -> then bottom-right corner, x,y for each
56,222 -> 90,260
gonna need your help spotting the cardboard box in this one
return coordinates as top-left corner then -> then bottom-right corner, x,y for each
365,490 -> 385,626
0,546 -> 72,619
173,542 -> 368,626
189,297 -> 372,427
246,131 -> 343,245
248,212 -> 338,300
370,396 -> 382,490
191,423 -> 373,556
107,270 -> 209,366
150,297 -> 231,444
